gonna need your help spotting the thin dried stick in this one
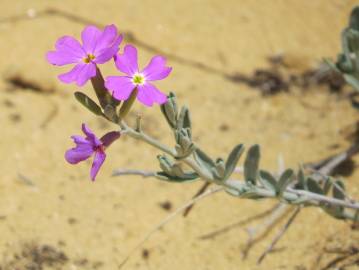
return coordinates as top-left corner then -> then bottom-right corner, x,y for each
40,103 -> 58,129
118,187 -> 223,269
112,169 -> 157,178
242,203 -> 291,259
198,203 -> 282,240
183,182 -> 211,217
257,206 -> 301,264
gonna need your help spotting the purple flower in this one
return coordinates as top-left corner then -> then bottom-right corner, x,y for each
105,44 -> 172,107
65,123 -> 120,181
47,25 -> 123,86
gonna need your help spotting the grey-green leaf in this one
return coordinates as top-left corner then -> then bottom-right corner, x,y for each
277,169 -> 294,197
194,148 -> 215,167
259,170 -> 277,192
344,74 -> 359,92
157,155 -> 174,175
350,6 -> 359,31
324,58 -> 340,73
155,171 -> 199,182
323,206 -> 345,220
347,29 -> 359,53
323,177 -> 332,195
194,148 -> 215,177
223,144 -> 245,180
74,92 -> 103,116
336,53 -> 354,73
297,168 -> 307,190
244,144 -> 260,185
307,178 -> 324,195
333,180 -> 346,200
160,92 -> 178,129
177,106 -> 191,134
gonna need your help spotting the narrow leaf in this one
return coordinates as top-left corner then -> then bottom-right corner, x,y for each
194,148 -> 215,177
336,53 -> 353,73
177,106 -> 191,133
155,171 -> 199,182
297,168 -> 307,190
323,206 -> 345,220
347,29 -> 359,53
223,144 -> 245,180
323,177 -> 332,195
74,92 -> 103,116
157,155 -> 173,175
307,178 -> 324,195
344,74 -> 359,92
323,58 -> 340,73
259,170 -> 277,192
194,148 -> 215,167
244,144 -> 260,185
277,169 -> 294,197
350,6 -> 359,31
333,180 -> 346,200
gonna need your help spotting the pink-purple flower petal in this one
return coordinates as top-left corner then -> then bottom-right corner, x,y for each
137,83 -> 167,106
65,136 -> 94,164
82,123 -> 102,146
47,36 -> 85,66
105,76 -> 135,101
65,123 -> 120,181
114,45 -> 139,76
94,34 -> 123,64
142,56 -> 172,81
46,51 -> 80,66
48,25 -> 123,86
100,131 -> 121,148
55,36 -> 85,56
71,135 -> 91,145
94,25 -> 121,53
81,25 -> 102,54
90,150 -> 106,181
58,62 -> 97,86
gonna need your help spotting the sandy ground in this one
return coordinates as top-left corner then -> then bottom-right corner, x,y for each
0,0 -> 359,269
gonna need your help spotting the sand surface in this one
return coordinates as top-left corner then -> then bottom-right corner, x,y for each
0,0 -> 359,269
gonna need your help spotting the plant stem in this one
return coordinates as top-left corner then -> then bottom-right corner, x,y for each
120,120 -> 176,156
119,120 -> 359,220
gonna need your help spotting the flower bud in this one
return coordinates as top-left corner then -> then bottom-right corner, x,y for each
119,88 -> 138,120
157,155 -> 174,175
160,92 -> 178,129
104,104 -> 117,122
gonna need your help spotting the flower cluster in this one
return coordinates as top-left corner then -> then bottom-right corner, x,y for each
47,24 -> 172,180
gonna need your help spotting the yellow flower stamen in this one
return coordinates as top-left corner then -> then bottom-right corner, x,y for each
83,54 -> 95,64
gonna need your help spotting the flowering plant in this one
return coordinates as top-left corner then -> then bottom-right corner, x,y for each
47,14 -> 359,265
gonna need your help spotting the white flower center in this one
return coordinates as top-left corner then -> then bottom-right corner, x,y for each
132,73 -> 145,85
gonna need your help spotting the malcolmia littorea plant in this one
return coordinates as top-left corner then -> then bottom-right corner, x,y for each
48,21 -> 359,234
